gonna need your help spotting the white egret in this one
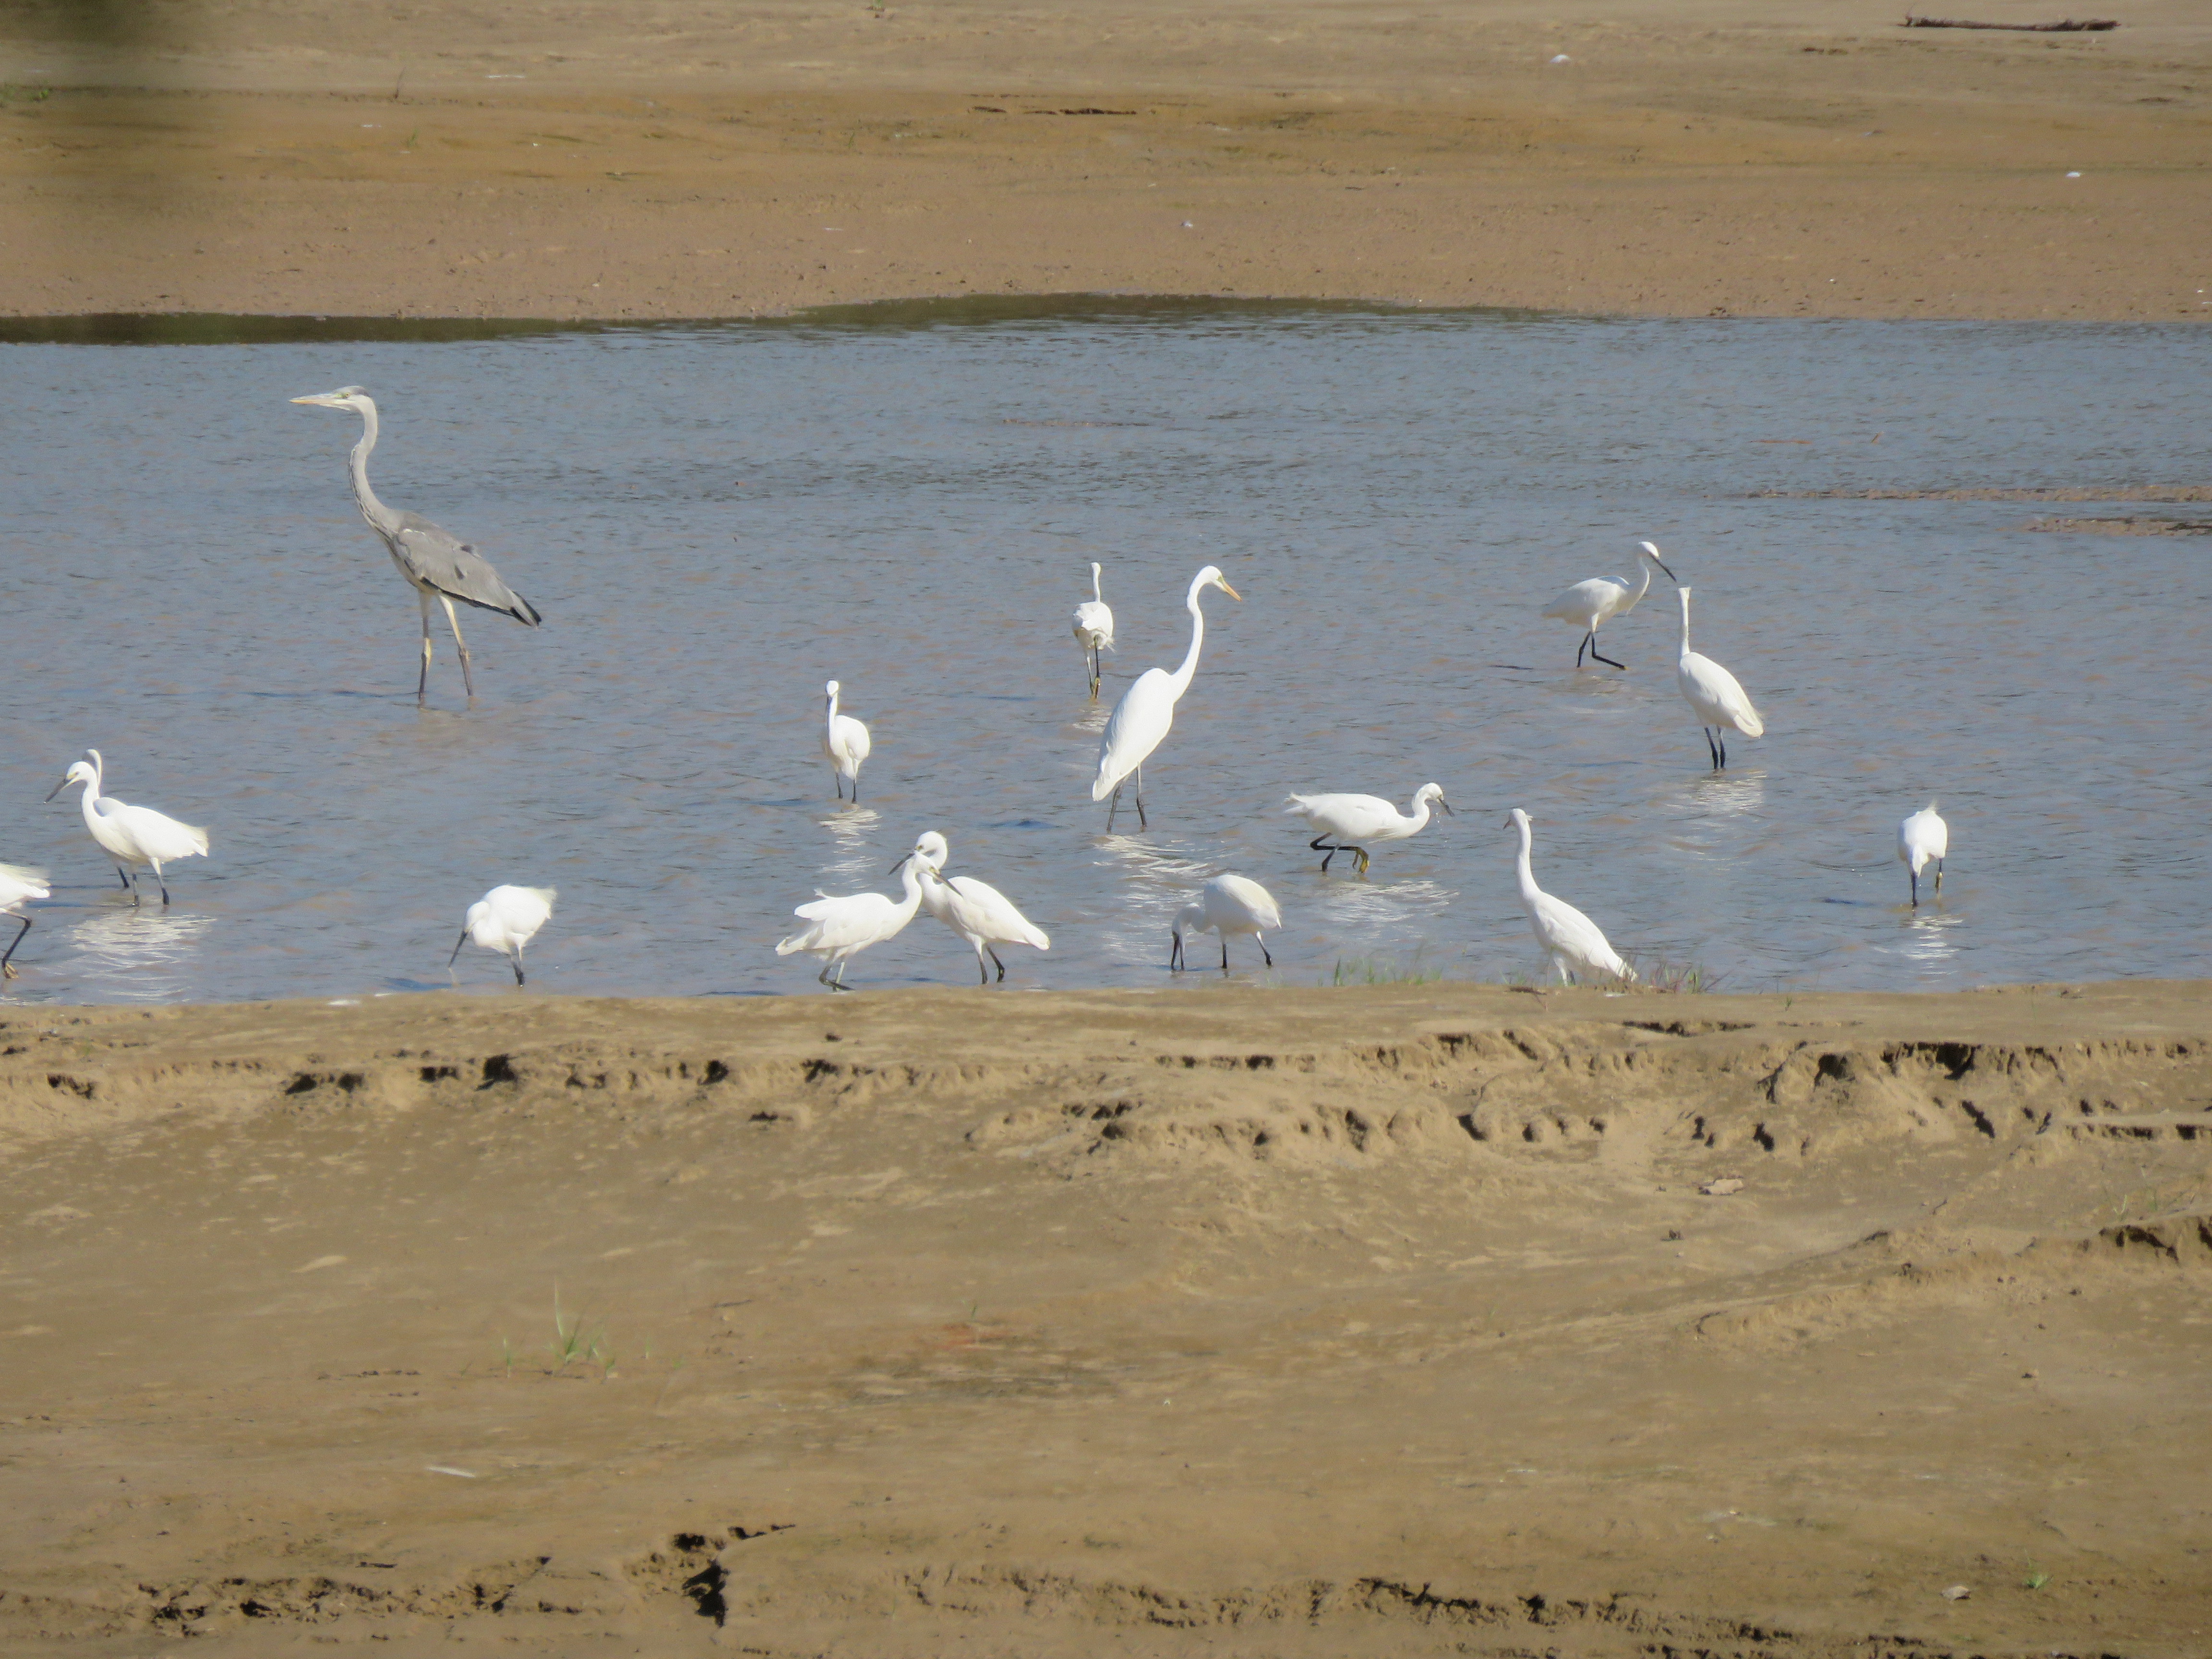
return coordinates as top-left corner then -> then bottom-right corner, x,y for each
907,831 -> 1051,984
450,885 -> 556,985
776,853 -> 927,991
45,750 -> 209,906
0,863 -> 49,979
1541,540 -> 1677,670
1506,808 -> 1635,986
1170,874 -> 1282,972
1091,565 -> 1240,830
1283,783 -> 1453,876
1898,802 -> 1948,907
822,680 -> 873,802
1072,562 -> 1116,700
1673,586 -> 1764,770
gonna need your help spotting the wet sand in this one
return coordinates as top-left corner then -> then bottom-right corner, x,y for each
1,0 -> 2208,322
3,982 -> 2210,1655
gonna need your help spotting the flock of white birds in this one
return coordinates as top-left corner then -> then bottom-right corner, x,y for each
0,391 -> 1952,997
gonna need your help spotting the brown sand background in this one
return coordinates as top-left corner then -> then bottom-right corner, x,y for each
0,0 -> 2208,322
2,985 -> 2210,1655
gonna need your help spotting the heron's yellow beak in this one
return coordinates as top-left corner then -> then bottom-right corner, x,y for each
1217,580 -> 1242,601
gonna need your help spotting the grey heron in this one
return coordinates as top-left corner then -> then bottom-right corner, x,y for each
291,386 -> 543,699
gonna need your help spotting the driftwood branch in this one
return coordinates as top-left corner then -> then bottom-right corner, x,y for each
1901,14 -> 2118,29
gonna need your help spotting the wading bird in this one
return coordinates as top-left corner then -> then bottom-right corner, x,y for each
822,680 -> 872,802
1505,808 -> 1635,986
291,386 -> 542,699
450,885 -> 556,985
1170,874 -> 1282,972
0,863 -> 49,979
1541,540 -> 1676,670
1284,783 -> 1452,876
776,853 -> 927,991
1092,565 -> 1240,830
907,831 -> 1051,984
1072,562 -> 1116,699
1673,586 -> 1763,770
1898,802 -> 1948,907
46,751 -> 209,906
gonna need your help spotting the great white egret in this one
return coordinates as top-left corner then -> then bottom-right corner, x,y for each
1541,540 -> 1676,670
1072,562 -> 1116,700
1283,783 -> 1452,876
1092,565 -> 1240,830
907,830 -> 1051,984
822,680 -> 873,802
1674,586 -> 1764,770
776,854 -> 927,990
290,386 -> 542,700
1506,808 -> 1634,986
0,862 -> 49,979
450,885 -> 556,985
1899,803 -> 1948,907
45,750 -> 209,906
1170,874 -> 1281,972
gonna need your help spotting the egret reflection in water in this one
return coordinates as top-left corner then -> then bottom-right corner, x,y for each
61,909 -> 217,999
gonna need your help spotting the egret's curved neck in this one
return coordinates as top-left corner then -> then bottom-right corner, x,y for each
1404,793 -> 1431,832
1513,820 -> 1542,904
894,859 -> 928,923
1623,558 -> 1655,610
1168,578 -> 1211,696
347,399 -> 394,530
76,778 -> 104,833
1091,567 -> 1104,603
825,689 -> 841,732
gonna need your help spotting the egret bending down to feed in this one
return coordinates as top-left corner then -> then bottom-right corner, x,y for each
46,751 -> 209,906
0,863 -> 49,979
776,852 -> 927,990
1072,562 -> 1116,700
907,831 -> 1051,984
1898,802 -> 1948,907
291,387 -> 542,699
1506,808 -> 1635,986
450,885 -> 556,985
1673,586 -> 1763,770
1541,540 -> 1676,670
1284,783 -> 1452,876
1092,565 -> 1240,830
1170,874 -> 1282,972
822,680 -> 872,802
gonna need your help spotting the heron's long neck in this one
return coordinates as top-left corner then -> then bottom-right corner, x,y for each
1513,823 -> 1543,906
1677,597 -> 1693,658
1091,568 -> 1103,603
77,781 -> 104,834
349,401 -> 393,529
824,690 -> 840,733
893,860 -> 928,925
1168,583 -> 1208,696
1403,794 -> 1431,833
1622,559 -> 1654,612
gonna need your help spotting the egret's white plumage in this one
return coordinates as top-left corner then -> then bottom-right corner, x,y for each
822,680 -> 873,801
450,885 -> 556,985
45,750 -> 209,906
1091,565 -> 1240,829
1284,782 -> 1452,876
1541,540 -> 1676,669
1898,802 -> 1949,907
776,855 -> 927,990
907,831 -> 1051,984
1673,586 -> 1763,770
1170,874 -> 1282,972
1072,562 -> 1116,700
0,861 -> 50,979
1506,808 -> 1635,986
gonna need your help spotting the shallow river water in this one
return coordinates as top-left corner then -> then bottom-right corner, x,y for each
1,302 -> 2206,1003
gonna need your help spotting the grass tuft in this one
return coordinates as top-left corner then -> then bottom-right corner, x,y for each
1326,949 -> 1445,986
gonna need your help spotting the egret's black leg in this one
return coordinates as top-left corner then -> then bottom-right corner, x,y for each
1106,785 -> 1120,832
116,866 -> 131,891
990,947 -> 1008,982
1703,727 -> 1720,770
0,913 -> 31,979
1310,834 -> 1339,873
510,951 -> 525,986
1169,930 -> 1183,971
1220,937 -> 1230,972
154,862 -> 171,906
1718,733 -> 1728,770
1260,938 -> 1274,968
1935,858 -> 1944,892
1588,639 -> 1626,670
977,952 -> 991,986
1910,870 -> 1920,908
1575,633 -> 1590,668
1133,767 -> 1147,831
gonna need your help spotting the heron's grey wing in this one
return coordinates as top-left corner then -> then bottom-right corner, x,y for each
391,512 -> 543,625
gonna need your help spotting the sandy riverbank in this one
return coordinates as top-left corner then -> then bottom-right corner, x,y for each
1,0 -> 2208,323
3,981 -> 2208,1655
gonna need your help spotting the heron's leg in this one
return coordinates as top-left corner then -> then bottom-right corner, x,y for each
1588,637 -> 1626,671
1703,727 -> 1720,769
1133,766 -> 1147,831
438,594 -> 477,697
976,949 -> 990,986
1310,835 -> 1338,873
1105,784 -> 1119,832
152,860 -> 171,906
851,770 -> 860,804
1935,858 -> 1944,891
123,867 -> 141,907
1910,870 -> 1920,908
1169,930 -> 1181,971
1575,633 -> 1590,669
510,949 -> 525,986
1353,845 -> 1371,878
0,913 -> 31,978
418,589 -> 434,699
1259,938 -> 1274,968
1718,733 -> 1728,770
990,946 -> 1007,982
116,866 -> 132,891
1220,936 -> 1230,972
